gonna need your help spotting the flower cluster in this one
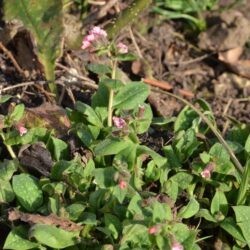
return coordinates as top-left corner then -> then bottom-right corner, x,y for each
81,26 -> 107,50
81,26 -> 128,54
112,116 -> 126,129
15,123 -> 27,136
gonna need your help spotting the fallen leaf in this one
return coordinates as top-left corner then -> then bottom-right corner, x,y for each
9,209 -> 82,231
219,47 -> 243,64
178,89 -> 194,98
142,78 -> 173,90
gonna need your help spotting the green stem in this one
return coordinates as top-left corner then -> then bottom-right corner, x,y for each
153,89 -> 244,175
106,0 -> 153,39
0,133 -> 16,159
108,59 -> 117,127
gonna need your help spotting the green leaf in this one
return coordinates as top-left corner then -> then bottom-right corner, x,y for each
134,104 -> 153,134
112,185 -> 127,203
113,82 -> 149,110
4,226 -> 39,250
0,159 -> 18,181
87,63 -> 111,75
162,179 -> 178,202
48,137 -> 68,161
152,201 -> 172,222
121,224 -> 150,246
101,78 -> 124,90
163,145 -> 182,169
116,53 -> 137,61
104,213 -> 122,240
77,124 -> 100,148
245,134 -> 250,154
174,106 -> 197,133
94,167 -> 116,188
12,174 -> 43,212
0,95 -> 12,104
75,101 -> 103,127
220,217 -> 246,243
233,206 -> 250,247
91,82 -> 109,108
9,104 -> 25,122
4,0 -> 63,90
29,224 -> 79,249
66,203 -> 85,221
195,208 -> 217,222
94,138 -> 133,156
178,197 -> 199,219
170,172 -> 193,190
211,189 -> 228,217
209,143 -> 230,163
0,180 -> 15,203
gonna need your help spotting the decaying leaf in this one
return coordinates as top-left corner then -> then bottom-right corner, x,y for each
9,209 -> 82,231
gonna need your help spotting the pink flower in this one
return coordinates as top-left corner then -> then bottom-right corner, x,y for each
112,116 -> 126,129
201,162 -> 215,179
90,26 -> 107,37
16,124 -> 27,136
81,26 -> 107,50
81,40 -> 91,50
171,241 -> 184,250
117,42 -> 128,54
119,180 -> 127,190
148,226 -> 158,235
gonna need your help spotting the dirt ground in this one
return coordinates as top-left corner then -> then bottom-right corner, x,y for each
0,0 -> 250,133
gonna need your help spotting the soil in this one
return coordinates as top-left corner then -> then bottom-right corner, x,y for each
0,1 -> 250,149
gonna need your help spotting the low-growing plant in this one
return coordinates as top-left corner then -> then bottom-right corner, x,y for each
1,25 -> 250,250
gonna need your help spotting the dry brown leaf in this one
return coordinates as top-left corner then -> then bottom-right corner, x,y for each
142,78 -> 173,91
178,89 -> 194,98
9,209 -> 82,231
218,47 -> 243,64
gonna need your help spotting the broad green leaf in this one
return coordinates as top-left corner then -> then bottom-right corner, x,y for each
29,224 -> 79,249
163,145 -> 182,169
112,185 -> 127,203
94,138 -> 133,156
152,201 -> 172,222
113,82 -> 149,110
81,212 -> 97,225
12,174 -> 43,212
87,63 -> 111,75
9,104 -> 25,122
77,124 -> 100,148
0,159 -> 18,181
94,167 -> 116,188
48,137 -> 68,161
0,180 -> 15,203
104,213 -> 122,239
116,53 -> 137,61
178,197 -> 199,219
4,0 -> 63,92
145,160 -> 160,182
174,106 -> 197,133
170,172 -> 193,190
101,78 -> 124,90
162,179 -> 178,202
196,208 -> 217,222
121,224 -> 150,246
233,206 -> 250,247
75,101 -> 103,127
4,226 -> 39,250
134,103 -> 153,134
91,82 -> 109,108
220,217 -> 246,243
209,143 -> 230,163
66,203 -> 85,221
211,189 -> 228,217
0,95 -> 12,104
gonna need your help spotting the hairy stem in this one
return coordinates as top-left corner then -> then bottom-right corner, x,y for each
108,59 -> 117,127
106,0 -> 152,39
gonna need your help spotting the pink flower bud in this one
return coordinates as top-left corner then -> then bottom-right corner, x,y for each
81,40 -> 91,50
201,162 -> 215,179
90,26 -> 107,37
85,34 -> 96,42
112,116 -> 126,129
119,180 -> 127,190
148,226 -> 158,235
117,42 -> 128,54
16,124 -> 27,136
171,241 -> 184,250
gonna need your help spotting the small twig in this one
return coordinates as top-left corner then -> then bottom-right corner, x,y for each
56,63 -> 98,89
168,53 -> 214,66
1,81 -> 47,92
0,41 -> 26,77
151,88 -> 244,175
129,26 -> 143,59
